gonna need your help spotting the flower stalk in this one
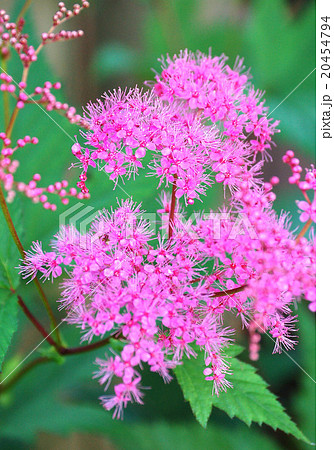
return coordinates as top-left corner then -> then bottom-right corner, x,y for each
168,175 -> 178,239
0,183 -> 61,343
17,295 -> 115,356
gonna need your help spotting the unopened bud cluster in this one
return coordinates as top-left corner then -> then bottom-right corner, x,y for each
0,2 -> 90,209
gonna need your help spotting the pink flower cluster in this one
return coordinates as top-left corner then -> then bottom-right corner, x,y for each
0,1 -> 89,62
0,2 -> 90,208
20,50 -> 316,417
73,51 -> 280,199
20,191 -> 315,416
0,9 -> 36,64
20,200 -> 233,417
151,50 -> 280,158
74,88 -> 228,201
0,130 -> 89,207
53,1 -> 90,27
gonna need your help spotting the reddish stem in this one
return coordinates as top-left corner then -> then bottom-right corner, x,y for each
168,175 -> 178,239
211,284 -> 247,298
59,336 -> 117,356
18,295 -> 116,356
295,218 -> 313,244
302,191 -> 311,205
17,295 -> 60,349
0,63 -> 60,343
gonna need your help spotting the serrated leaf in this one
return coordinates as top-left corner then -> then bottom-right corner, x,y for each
213,357 -> 309,443
224,344 -> 244,358
173,344 -> 243,427
174,353 -> 212,427
175,345 -> 309,442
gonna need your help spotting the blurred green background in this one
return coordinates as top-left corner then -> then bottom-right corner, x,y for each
0,0 -> 315,449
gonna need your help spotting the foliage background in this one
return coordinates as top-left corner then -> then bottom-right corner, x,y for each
0,0 -> 315,449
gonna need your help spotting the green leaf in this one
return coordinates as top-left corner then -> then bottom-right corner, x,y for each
174,352 -> 213,427
224,344 -> 244,358
175,345 -> 309,442
90,418 -> 283,450
213,356 -> 309,443
173,344 -> 244,427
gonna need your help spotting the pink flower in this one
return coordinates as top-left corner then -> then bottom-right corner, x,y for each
297,200 -> 316,223
19,49 -> 315,419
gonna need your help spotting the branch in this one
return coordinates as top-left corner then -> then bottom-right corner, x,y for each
211,284 -> 247,298
17,295 -> 117,356
0,181 -> 61,343
1,59 -> 10,128
168,174 -> 178,239
17,295 -> 60,349
0,336 -> 114,394
295,218 -> 313,244
16,0 -> 33,24
59,336 -> 115,356
0,184 -> 25,258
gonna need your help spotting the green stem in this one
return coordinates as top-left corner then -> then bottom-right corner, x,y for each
0,182 -> 61,343
16,0 -> 33,24
0,301 -> 115,394
212,284 -> 247,298
5,106 -> 20,140
18,295 -> 60,349
2,59 -> 10,129
0,182 -> 25,257
5,67 -> 29,140
18,294 -> 115,356
295,218 -> 313,244
168,175 -> 178,239
32,279 -> 61,343
0,62 -> 60,339
0,356 -> 52,394
6,67 -> 29,139
59,337 -> 115,356
0,332 -> 114,394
